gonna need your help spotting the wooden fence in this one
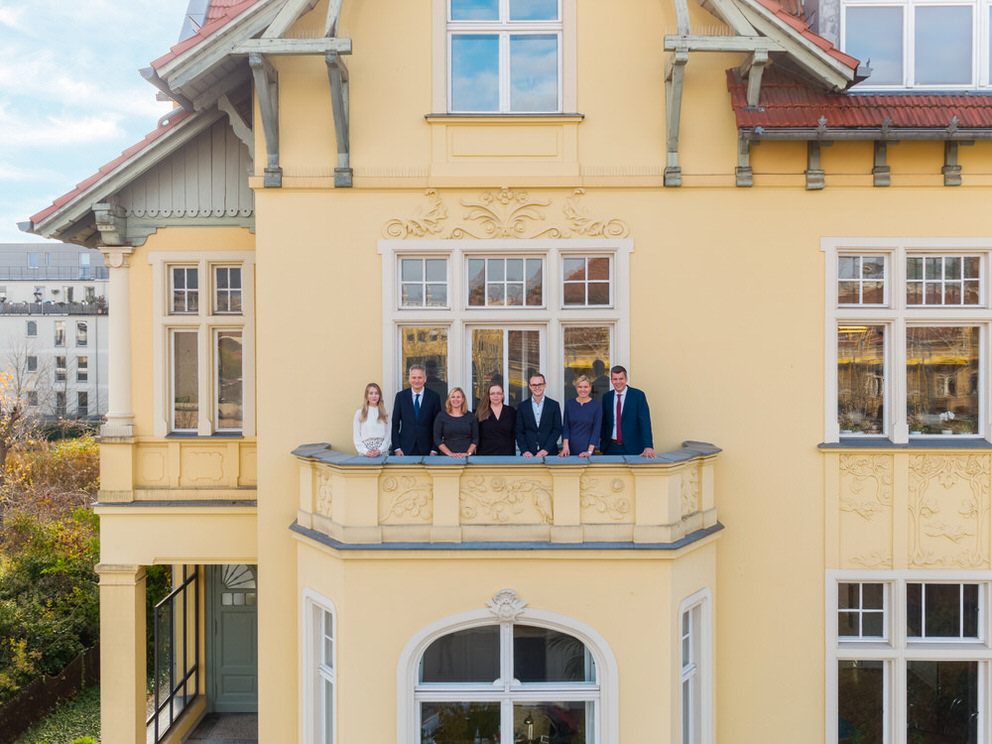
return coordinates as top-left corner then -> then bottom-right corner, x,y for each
0,645 -> 99,744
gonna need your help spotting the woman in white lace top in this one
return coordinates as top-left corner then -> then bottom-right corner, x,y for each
353,383 -> 391,456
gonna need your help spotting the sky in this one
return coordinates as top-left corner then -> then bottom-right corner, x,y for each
0,0 -> 193,244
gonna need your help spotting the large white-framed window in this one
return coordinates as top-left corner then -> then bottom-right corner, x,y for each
824,239 -> 992,443
380,239 -> 632,408
432,0 -> 576,113
842,0 -> 992,89
398,595 -> 619,744
446,0 -> 562,113
827,571 -> 991,744
302,590 -> 336,744
150,252 -> 255,437
678,590 -> 713,744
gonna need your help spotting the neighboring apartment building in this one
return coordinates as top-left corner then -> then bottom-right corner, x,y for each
20,0 -> 992,742
0,243 -> 109,421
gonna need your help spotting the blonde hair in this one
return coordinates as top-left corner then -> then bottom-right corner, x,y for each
360,383 -> 388,423
476,383 -> 504,421
573,374 -> 591,388
445,387 -> 468,415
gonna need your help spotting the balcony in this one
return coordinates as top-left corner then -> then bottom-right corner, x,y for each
0,300 -> 107,315
291,441 -> 720,547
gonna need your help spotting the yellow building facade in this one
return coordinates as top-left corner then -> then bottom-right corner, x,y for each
23,0 -> 992,742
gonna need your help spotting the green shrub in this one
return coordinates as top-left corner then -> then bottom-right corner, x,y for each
0,507 -> 99,703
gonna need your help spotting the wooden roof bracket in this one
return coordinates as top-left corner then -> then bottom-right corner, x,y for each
740,49 -> 769,107
664,0 -> 693,187
326,52 -> 352,188
218,94 -> 255,161
805,130 -> 832,190
249,52 -> 282,188
736,131 -> 753,186
93,203 -> 127,247
665,46 -> 689,187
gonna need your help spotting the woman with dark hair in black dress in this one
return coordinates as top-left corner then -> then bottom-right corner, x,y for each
476,383 -> 517,455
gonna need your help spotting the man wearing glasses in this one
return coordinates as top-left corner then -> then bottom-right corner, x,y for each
515,373 -> 562,457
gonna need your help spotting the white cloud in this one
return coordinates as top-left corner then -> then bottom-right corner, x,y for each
0,5 -> 28,32
0,162 -> 63,182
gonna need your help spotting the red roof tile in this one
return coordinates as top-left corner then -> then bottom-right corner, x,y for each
29,110 -> 194,227
727,68 -> 992,129
152,0 -> 263,70
749,0 -> 859,73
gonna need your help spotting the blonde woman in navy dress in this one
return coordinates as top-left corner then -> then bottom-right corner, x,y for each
561,375 -> 602,457
353,382 -> 391,457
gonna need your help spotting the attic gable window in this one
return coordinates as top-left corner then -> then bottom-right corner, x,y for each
842,0 -> 990,89
448,0 -> 562,112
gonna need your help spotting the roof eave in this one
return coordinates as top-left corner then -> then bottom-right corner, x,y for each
153,0 -> 282,93
734,0 -> 858,90
30,109 -> 226,243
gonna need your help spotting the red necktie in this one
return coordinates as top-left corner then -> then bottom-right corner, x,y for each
616,393 -> 623,444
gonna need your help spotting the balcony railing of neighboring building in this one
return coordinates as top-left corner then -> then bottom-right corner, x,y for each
0,266 -> 109,280
0,299 -> 108,315
291,441 -> 721,547
147,565 -> 200,744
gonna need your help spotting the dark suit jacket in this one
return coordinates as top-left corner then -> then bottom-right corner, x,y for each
601,386 -> 653,455
515,397 -> 562,456
390,387 -> 442,455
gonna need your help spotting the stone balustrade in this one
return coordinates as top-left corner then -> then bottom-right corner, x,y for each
292,441 -> 720,546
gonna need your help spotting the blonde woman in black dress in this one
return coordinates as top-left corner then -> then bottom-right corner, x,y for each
433,387 -> 478,457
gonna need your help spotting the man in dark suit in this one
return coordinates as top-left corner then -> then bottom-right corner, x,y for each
391,364 -> 442,456
515,373 -> 562,457
600,365 -> 655,458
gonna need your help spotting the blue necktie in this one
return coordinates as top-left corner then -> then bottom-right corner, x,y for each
414,392 -> 421,418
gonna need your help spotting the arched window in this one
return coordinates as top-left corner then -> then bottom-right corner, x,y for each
400,590 -> 617,744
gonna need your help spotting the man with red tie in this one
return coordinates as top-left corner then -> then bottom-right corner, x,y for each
600,365 -> 655,458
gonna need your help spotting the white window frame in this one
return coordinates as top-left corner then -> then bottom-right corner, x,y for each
396,600 -> 619,744
302,589 -> 337,744
399,256 -> 451,309
76,321 -> 88,347
446,0 -> 563,114
432,0 -> 577,113
823,238 -> 992,443
678,589 -> 713,744
170,266 -> 200,315
150,252 -> 255,437
827,570 -> 992,744
25,321 -> 36,338
54,321 -> 65,347
842,0 -> 992,90
562,254 -> 614,308
380,239 -> 632,403
213,265 -> 244,315
77,355 -> 88,383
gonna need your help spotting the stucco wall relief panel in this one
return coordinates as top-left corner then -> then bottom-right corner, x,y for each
908,454 -> 991,568
839,454 -> 894,569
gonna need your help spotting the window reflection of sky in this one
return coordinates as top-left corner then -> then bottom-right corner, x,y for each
451,35 -> 500,111
510,35 -> 558,111
510,0 -> 558,21
451,0 -> 498,21
915,6 -> 972,84
846,7 -> 902,85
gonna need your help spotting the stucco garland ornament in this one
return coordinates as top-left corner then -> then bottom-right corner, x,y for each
487,589 -> 527,622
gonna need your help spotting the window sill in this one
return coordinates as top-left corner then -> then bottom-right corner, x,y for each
820,437 -> 992,450
166,431 -> 244,439
425,113 -> 584,122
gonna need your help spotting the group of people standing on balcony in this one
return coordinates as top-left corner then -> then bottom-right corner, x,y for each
353,363 -> 656,459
